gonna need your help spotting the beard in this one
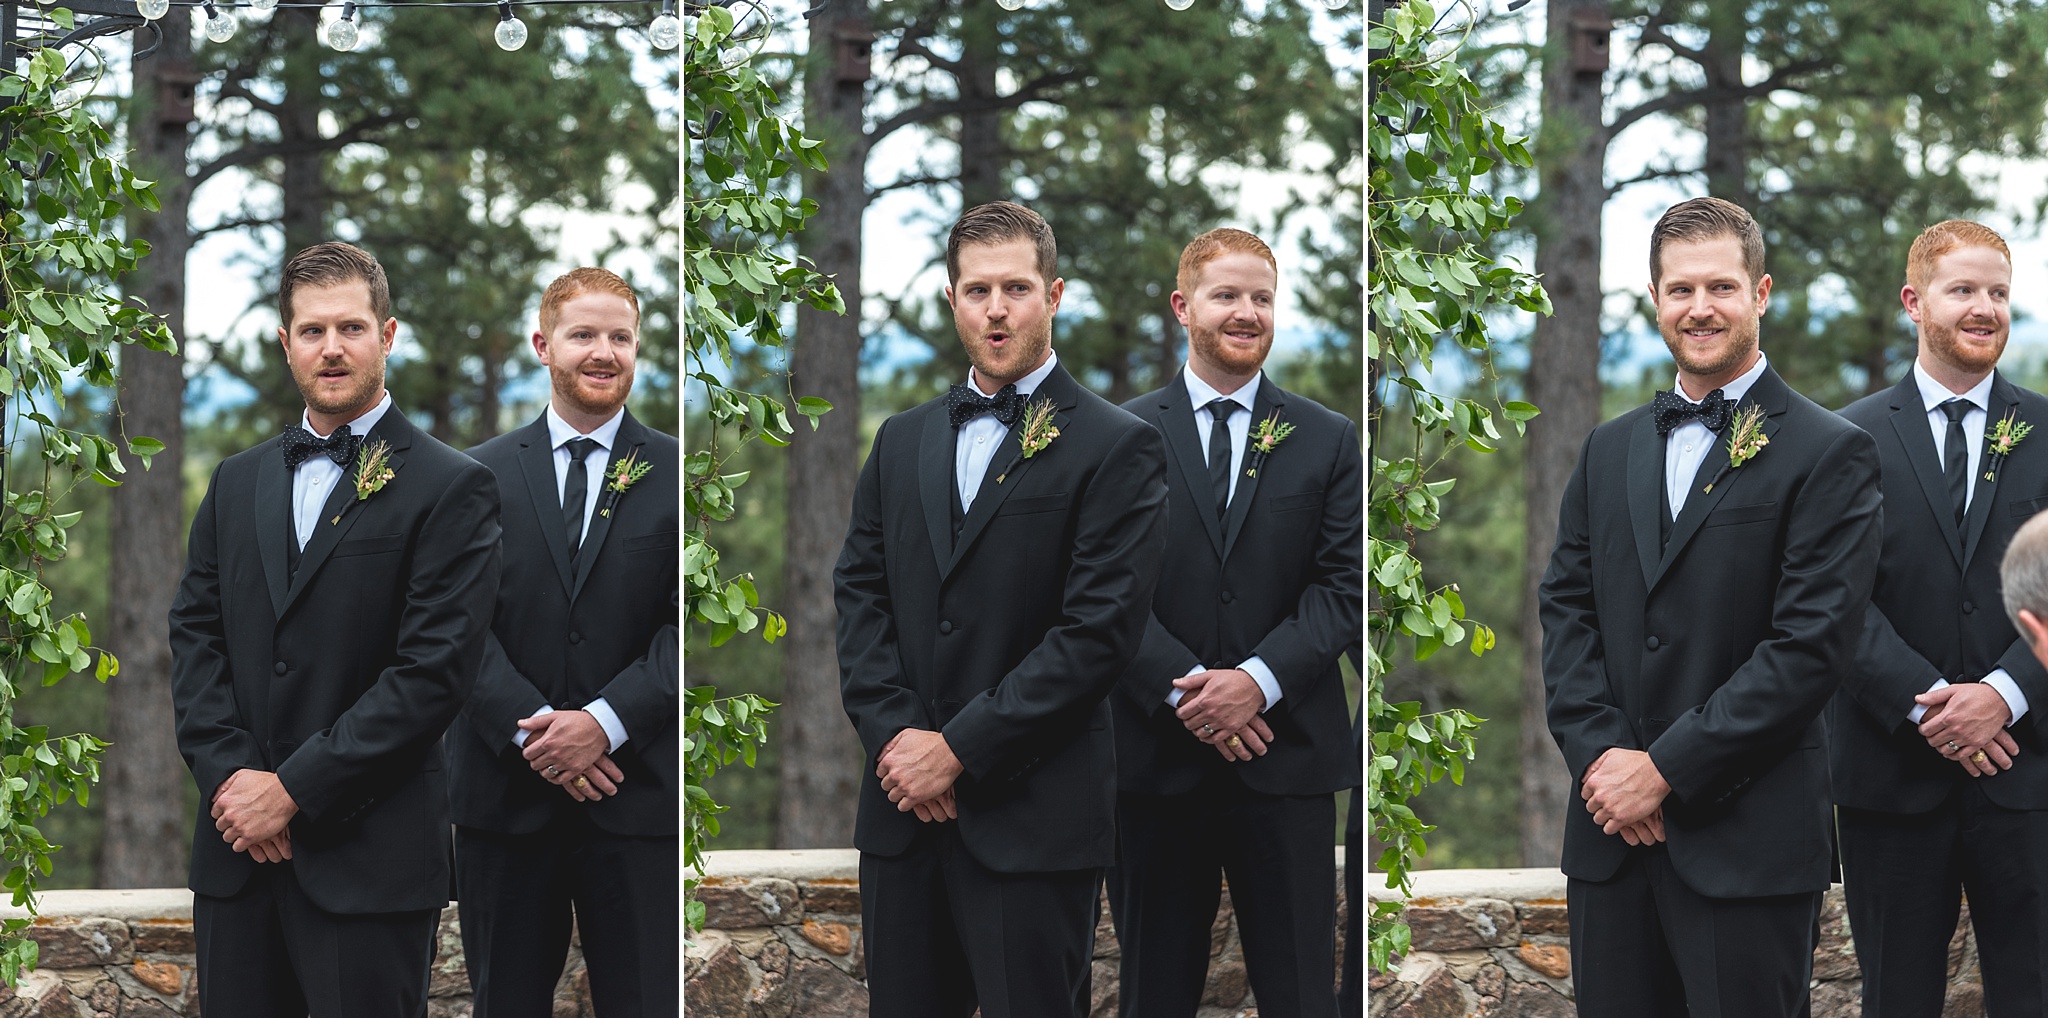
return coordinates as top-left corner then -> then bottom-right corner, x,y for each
1923,316 -> 2007,375
1188,320 -> 1272,376
958,315 -> 1053,388
550,358 -> 634,419
1662,313 -> 1760,381
294,357 -> 386,420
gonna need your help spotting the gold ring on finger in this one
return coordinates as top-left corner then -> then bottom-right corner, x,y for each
575,776 -> 589,788
1973,751 -> 1989,765
1227,735 -> 1243,749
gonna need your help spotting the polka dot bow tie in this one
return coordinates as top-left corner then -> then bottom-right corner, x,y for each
279,424 -> 361,469
947,383 -> 1027,430
1652,387 -> 1735,437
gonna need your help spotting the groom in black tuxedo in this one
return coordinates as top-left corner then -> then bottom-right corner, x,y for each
1106,228 -> 1361,1017
450,267 -> 677,1016
169,242 -> 502,1017
835,200 -> 1169,1018
1831,220 -> 2048,1016
1540,197 -> 1882,1017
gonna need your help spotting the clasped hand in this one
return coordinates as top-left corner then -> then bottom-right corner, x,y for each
1917,683 -> 2020,777
212,769 -> 297,862
1581,748 -> 1670,845
1173,669 -> 1273,762
519,710 -> 627,801
878,729 -> 963,823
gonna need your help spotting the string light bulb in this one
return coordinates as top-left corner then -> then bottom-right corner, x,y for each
996,0 -> 1023,9
52,85 -> 81,108
203,2 -> 237,42
136,0 -> 169,20
493,2 -> 528,50
648,0 -> 678,50
1164,0 -> 1194,9
325,2 -> 360,50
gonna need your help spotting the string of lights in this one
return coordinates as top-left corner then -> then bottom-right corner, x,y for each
111,0 -> 681,51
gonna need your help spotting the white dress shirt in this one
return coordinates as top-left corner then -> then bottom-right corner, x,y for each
1663,353 -> 1769,519
1904,360 -> 2028,727
513,403 -> 631,753
954,351 -> 1061,513
291,391 -> 392,550
1164,370 -> 1282,714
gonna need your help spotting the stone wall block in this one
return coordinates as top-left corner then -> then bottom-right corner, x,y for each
684,938 -> 754,1018
1371,956 -> 1474,1018
1808,979 -> 1859,1018
1491,980 -> 1573,1017
1089,957 -> 1119,1018
1201,959 -> 1248,1007
29,918 -> 131,968
1514,942 -> 1569,980
699,878 -> 802,929
800,879 -> 861,916
1515,900 -> 1569,937
117,998 -> 178,1018
1403,898 -> 1519,952
782,958 -> 866,1018
124,921 -> 192,957
773,923 -> 858,976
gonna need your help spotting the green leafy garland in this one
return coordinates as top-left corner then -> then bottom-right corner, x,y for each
682,6 -> 843,934
0,28 -> 176,985
1366,0 -> 1548,973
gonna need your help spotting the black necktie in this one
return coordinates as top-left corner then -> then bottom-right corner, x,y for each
947,383 -> 1027,429
1943,399 -> 1971,526
564,437 -> 601,557
279,424 -> 359,469
1205,398 -> 1235,521
1652,387 -> 1735,437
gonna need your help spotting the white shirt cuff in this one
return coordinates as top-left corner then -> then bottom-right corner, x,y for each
1982,669 -> 2031,726
1166,664 -> 1204,708
584,697 -> 629,752
511,704 -> 555,748
1238,656 -> 1281,711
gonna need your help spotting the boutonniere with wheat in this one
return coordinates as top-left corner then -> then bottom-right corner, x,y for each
1985,408 -> 2031,482
1701,404 -> 1768,494
1244,410 -> 1294,479
598,449 -> 653,518
996,398 -> 1060,484
333,439 -> 395,524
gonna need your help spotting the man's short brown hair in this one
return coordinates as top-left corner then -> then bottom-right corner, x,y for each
279,241 -> 391,326
946,201 -> 1057,286
1907,220 -> 2011,294
1176,228 -> 1277,295
1649,197 -> 1766,288
539,266 -> 642,335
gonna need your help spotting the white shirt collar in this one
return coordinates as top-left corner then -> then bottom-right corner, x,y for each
1913,359 -> 1994,415
1672,351 -> 1769,405
966,350 -> 1060,399
546,403 -> 625,451
1183,367 -> 1263,413
301,390 -> 393,439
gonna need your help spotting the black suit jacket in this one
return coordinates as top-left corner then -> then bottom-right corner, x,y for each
449,410 -> 679,837
1830,372 -> 2048,812
169,408 -> 502,914
1111,373 -> 1363,795
1540,366 -> 1882,898
835,362 -> 1168,874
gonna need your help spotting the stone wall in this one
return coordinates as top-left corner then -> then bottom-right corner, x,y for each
0,888 -> 590,1017
684,848 -> 1351,1018
1368,868 -> 1987,1017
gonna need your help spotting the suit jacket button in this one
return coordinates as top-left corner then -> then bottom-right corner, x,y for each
273,661 -> 287,675
1220,591 -> 1235,604
939,621 -> 953,635
569,631 -> 583,644
1645,636 -> 1660,650
1963,601 -> 1977,614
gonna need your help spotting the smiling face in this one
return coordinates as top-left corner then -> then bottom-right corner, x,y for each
1651,234 -> 1772,396
278,279 -> 396,432
1176,250 -> 1276,391
1906,243 -> 2011,388
946,238 -> 1062,390
535,291 -> 639,429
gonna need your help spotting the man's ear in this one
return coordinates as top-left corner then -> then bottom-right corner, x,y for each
531,330 -> 551,366
2022,609 -> 2048,666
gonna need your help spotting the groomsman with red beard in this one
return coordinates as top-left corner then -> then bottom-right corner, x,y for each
1106,228 -> 1363,1017
450,268 -> 678,1016
1831,220 -> 2048,1015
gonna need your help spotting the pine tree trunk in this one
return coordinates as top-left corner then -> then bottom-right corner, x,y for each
1519,0 -> 1611,869
772,0 -> 871,849
99,15 -> 195,890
